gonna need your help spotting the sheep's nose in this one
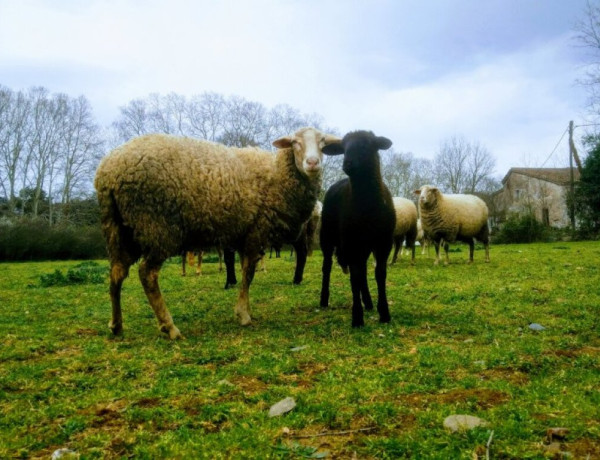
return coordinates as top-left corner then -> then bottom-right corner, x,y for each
306,157 -> 320,169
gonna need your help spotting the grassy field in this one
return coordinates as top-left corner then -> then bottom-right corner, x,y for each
1,241 -> 599,459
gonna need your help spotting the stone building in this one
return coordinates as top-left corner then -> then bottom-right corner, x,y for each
493,167 -> 580,228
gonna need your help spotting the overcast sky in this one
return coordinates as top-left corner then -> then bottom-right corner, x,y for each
0,0 -> 595,178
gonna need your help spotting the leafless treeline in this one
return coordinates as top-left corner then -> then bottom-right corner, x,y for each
1,85 -> 499,225
0,86 -> 104,223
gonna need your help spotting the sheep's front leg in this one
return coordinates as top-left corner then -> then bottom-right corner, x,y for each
320,246 -> 334,308
292,238 -> 308,285
349,263 -> 367,327
139,259 -> 181,340
443,241 -> 450,265
360,267 -> 374,311
374,251 -> 391,323
235,253 -> 258,326
433,238 -> 442,266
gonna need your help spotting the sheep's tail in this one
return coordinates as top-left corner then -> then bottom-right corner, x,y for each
97,187 -> 140,262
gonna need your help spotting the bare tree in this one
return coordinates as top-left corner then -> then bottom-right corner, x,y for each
464,141 -> 496,193
0,87 -> 31,213
58,95 -> 104,222
574,1 -> 600,116
186,92 -> 226,141
220,96 -> 267,147
112,98 -> 150,142
434,135 -> 496,193
26,87 -> 64,218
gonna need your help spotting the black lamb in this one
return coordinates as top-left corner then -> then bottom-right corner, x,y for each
319,130 -> 396,327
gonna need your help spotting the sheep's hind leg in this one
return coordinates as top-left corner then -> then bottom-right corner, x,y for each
235,253 -> 259,326
139,259 -> 181,340
223,248 -> 237,289
109,260 -> 131,335
467,238 -> 475,264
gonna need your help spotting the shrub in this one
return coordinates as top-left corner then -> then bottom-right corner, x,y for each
39,261 -> 107,287
493,213 -> 552,244
0,218 -> 106,261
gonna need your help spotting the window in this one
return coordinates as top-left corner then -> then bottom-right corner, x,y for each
515,189 -> 521,199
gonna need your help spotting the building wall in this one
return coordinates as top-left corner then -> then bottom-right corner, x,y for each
494,173 -> 571,227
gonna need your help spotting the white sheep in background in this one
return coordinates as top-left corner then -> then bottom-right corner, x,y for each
414,185 -> 490,265
416,218 -> 431,256
390,197 -> 418,265
94,127 -> 340,339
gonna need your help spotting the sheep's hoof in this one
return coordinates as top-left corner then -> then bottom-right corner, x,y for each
379,315 -> 391,323
352,320 -> 365,328
160,324 -> 182,340
237,311 -> 252,326
109,321 -> 123,336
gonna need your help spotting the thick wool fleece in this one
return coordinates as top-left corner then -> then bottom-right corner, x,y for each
418,187 -> 488,242
94,134 -> 320,262
393,197 -> 418,239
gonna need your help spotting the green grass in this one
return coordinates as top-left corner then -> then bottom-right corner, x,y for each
1,242 -> 599,459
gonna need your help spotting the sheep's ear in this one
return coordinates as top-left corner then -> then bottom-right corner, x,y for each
376,136 -> 393,150
272,136 -> 293,149
413,189 -> 421,195
322,141 -> 345,156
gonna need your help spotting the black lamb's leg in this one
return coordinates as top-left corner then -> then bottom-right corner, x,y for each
223,247 -> 237,289
320,245 -> 333,308
292,237 -> 308,285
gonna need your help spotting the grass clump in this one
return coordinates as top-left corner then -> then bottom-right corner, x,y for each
39,261 -> 107,287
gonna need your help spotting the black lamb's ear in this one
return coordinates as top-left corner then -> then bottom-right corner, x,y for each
322,142 -> 345,156
376,136 -> 393,150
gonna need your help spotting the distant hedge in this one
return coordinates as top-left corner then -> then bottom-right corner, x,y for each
0,219 -> 106,261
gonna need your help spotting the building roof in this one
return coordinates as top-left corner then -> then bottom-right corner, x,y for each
501,167 -> 580,186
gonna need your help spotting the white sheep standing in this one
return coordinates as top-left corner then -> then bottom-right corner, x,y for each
414,185 -> 490,265
390,197 -> 418,265
415,218 -> 432,256
94,127 -> 340,339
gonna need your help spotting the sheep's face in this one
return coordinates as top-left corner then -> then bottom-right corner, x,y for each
415,185 -> 440,209
322,130 -> 392,178
273,128 -> 341,178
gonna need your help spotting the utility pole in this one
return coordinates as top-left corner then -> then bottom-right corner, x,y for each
568,121 -> 577,233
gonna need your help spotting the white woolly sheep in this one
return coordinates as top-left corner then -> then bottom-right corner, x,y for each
414,185 -> 490,265
94,127 -> 340,339
390,197 -> 418,265
320,130 -> 396,327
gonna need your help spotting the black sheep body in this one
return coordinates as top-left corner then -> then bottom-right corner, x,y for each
319,131 -> 396,327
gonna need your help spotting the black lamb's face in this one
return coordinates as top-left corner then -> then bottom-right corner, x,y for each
321,130 -> 392,177
340,131 -> 392,177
